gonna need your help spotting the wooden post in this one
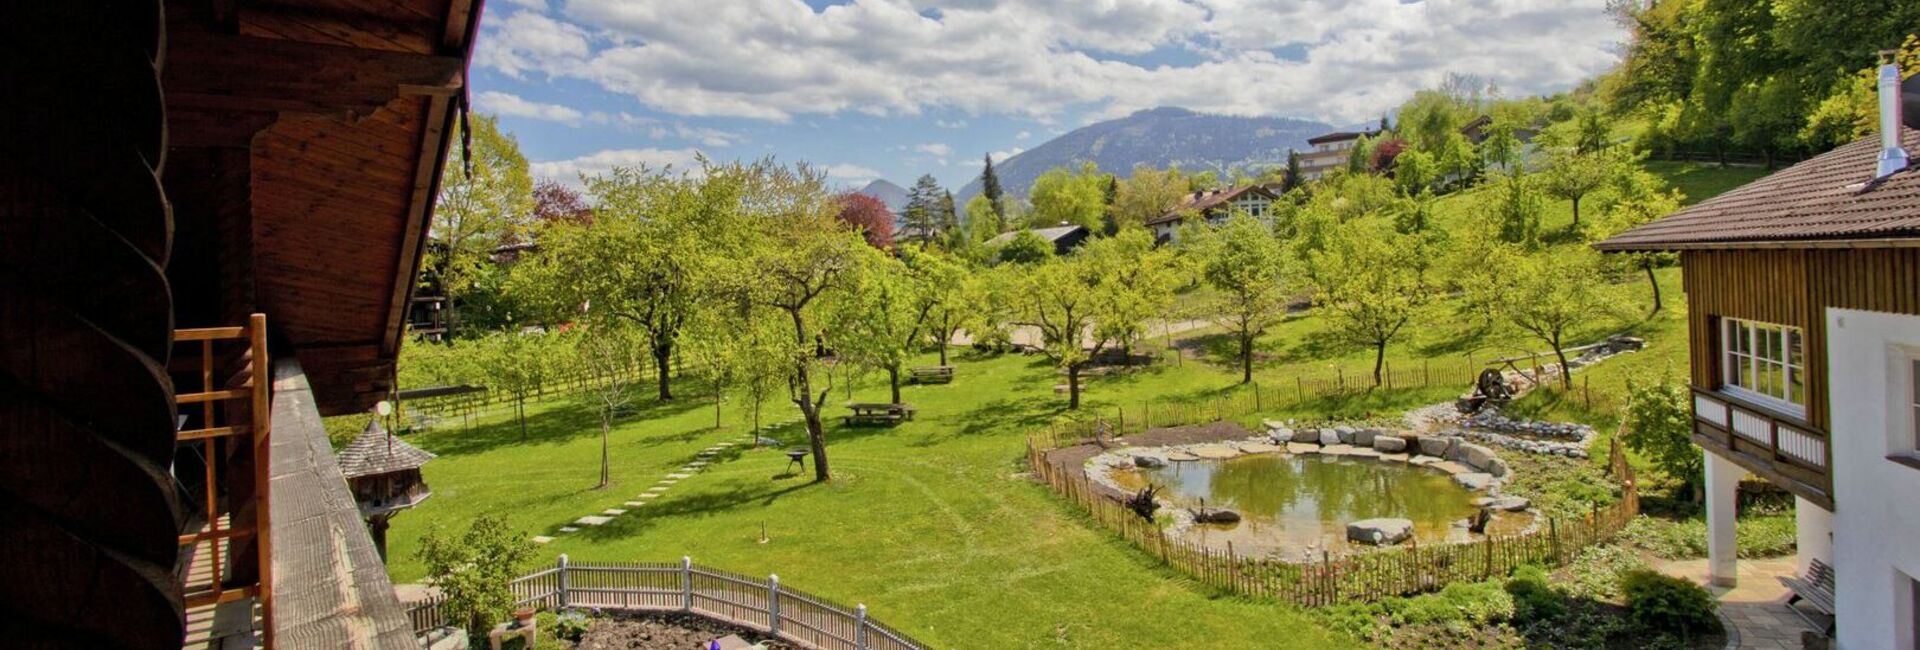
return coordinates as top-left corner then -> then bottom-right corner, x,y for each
855,604 -> 868,650
681,556 -> 692,611
767,574 -> 781,635
249,314 -> 275,647
557,554 -> 570,608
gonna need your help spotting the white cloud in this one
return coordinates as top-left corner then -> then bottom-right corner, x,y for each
823,163 -> 884,185
936,119 -> 968,129
915,142 -> 953,156
476,91 -> 586,125
530,148 -> 707,187
504,0 -> 547,10
989,147 -> 1025,163
1015,130 -> 1032,141
477,0 -> 1624,125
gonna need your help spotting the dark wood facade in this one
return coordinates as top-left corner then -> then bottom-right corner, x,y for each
1681,247 -> 1920,508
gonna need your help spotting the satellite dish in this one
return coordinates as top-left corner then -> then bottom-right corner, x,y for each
375,400 -> 394,416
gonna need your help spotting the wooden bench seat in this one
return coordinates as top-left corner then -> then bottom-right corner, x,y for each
843,403 -> 916,427
1781,558 -> 1835,636
907,366 -> 955,384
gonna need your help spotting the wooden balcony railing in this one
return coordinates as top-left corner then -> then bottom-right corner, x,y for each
175,314 -> 273,647
1690,386 -> 1832,507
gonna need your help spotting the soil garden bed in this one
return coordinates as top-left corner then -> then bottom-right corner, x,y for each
575,611 -> 791,650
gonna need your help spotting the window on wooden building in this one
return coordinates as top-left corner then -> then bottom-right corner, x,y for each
1721,318 -> 1805,414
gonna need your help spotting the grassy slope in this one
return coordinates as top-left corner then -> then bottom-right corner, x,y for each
384,160 -> 1766,648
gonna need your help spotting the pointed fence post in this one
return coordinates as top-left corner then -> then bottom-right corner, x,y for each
557,554 -> 570,608
855,603 -> 869,650
767,574 -> 782,636
681,556 -> 693,611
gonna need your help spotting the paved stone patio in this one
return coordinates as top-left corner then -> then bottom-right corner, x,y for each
1656,557 -> 1825,650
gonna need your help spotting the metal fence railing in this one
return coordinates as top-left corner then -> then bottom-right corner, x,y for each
405,556 -> 929,650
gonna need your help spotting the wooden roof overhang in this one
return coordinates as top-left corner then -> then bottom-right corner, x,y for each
164,0 -> 486,415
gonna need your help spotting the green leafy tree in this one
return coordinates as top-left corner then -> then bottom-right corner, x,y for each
428,113 -> 533,338
1100,175 -> 1121,236
1082,229 -> 1179,365
1497,247 -> 1622,390
1539,147 -> 1617,230
995,230 -> 1054,265
1492,170 -> 1544,245
1310,219 -> 1430,386
1111,165 -> 1190,232
1392,149 -> 1437,196
828,251 -> 929,404
903,247 -> 971,365
1011,254 -> 1109,409
476,331 -> 552,440
415,515 -> 535,640
1283,151 -> 1303,191
1589,160 -> 1685,314
1186,214 -> 1290,383
1622,369 -> 1704,501
1029,162 -> 1108,231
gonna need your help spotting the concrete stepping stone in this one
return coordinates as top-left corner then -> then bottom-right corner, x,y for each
714,442 -> 734,447
1286,442 -> 1320,454
602,508 -> 628,516
1346,448 -> 1381,459
1321,444 -> 1354,456
624,501 -> 646,507
1379,453 -> 1410,463
657,479 -> 679,486
1164,451 -> 1200,462
638,492 -> 661,500
667,473 -> 693,479
558,527 -> 579,533
1237,442 -> 1285,454
687,460 -> 709,467
531,536 -> 554,544
573,515 -> 613,527
1430,460 -> 1472,475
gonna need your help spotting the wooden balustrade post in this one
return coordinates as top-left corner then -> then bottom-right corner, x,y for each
681,556 -> 693,611
855,604 -> 868,650
767,574 -> 781,636
557,554 -> 570,608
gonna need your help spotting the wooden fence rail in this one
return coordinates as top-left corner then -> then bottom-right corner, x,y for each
406,556 -> 930,650
1025,415 -> 1640,606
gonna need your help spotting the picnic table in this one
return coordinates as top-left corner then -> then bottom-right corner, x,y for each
843,402 -> 916,426
907,365 -> 955,384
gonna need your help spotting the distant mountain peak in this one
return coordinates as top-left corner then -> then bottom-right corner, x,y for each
855,179 -> 910,213
957,108 -> 1332,203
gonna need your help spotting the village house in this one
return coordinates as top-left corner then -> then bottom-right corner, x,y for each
985,223 -> 1092,256
1596,61 -> 1919,649
1144,185 -> 1280,243
1296,129 -> 1379,182
2,1 -> 485,648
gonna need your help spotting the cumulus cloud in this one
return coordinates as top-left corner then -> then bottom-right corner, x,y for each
530,148 -> 707,187
1015,130 -> 1032,140
989,147 -> 1024,163
916,142 -> 953,156
824,163 -> 885,185
477,1 -> 1623,124
476,91 -> 586,124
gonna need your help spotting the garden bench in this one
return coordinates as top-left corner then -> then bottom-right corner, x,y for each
908,366 -> 954,384
843,402 -> 915,426
1781,558 -> 1836,636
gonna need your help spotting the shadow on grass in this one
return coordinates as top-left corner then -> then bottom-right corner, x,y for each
570,478 -> 820,541
409,387 -> 716,458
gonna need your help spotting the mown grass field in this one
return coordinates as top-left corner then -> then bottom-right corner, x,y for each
380,161 -> 1764,648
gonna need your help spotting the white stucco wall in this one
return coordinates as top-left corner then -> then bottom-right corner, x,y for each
1827,307 -> 1920,650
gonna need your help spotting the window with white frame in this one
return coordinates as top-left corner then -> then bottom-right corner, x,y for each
1721,317 -> 1805,413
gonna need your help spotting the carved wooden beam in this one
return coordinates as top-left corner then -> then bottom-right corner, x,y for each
164,30 -> 462,119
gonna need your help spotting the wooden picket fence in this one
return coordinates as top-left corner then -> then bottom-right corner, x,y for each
405,556 -> 928,650
1025,418 -> 1639,606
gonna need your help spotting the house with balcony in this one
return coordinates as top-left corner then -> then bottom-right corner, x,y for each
1145,185 -> 1281,243
1595,61 -> 1918,649
2,1 -> 485,648
1296,129 -> 1379,182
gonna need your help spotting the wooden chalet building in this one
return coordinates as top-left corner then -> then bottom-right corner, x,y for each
1145,185 -> 1280,243
1596,61 -> 1919,647
3,0 -> 486,648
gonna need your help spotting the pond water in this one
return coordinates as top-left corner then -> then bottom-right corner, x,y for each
1111,453 -> 1532,556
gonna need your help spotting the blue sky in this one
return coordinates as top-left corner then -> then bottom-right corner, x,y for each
474,0 -> 1625,192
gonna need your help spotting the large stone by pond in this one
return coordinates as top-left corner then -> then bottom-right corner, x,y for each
1430,460 -> 1473,475
1353,429 -> 1377,447
1190,444 -> 1240,460
1346,447 -> 1381,459
1334,426 -> 1357,444
1417,435 -> 1455,458
1319,428 -> 1342,445
1486,496 -> 1531,511
1347,518 -> 1415,546
1453,472 -> 1495,491
1486,458 -> 1511,478
1454,443 -> 1498,471
1292,428 -> 1320,443
1238,442 -> 1285,454
1321,444 -> 1355,456
1373,436 -> 1408,453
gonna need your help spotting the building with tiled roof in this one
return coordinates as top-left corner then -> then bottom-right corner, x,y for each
1145,185 -> 1280,243
1595,62 -> 1918,649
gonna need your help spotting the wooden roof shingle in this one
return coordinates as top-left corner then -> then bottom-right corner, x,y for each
336,418 -> 436,479
1595,127 -> 1920,251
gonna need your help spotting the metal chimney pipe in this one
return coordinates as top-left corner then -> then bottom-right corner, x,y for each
1877,57 -> 1910,178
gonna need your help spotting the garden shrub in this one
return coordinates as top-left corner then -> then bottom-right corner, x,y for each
1568,545 -> 1645,600
1621,570 -> 1721,638
1621,370 -> 1701,501
1505,565 -> 1566,623
1621,514 -> 1798,560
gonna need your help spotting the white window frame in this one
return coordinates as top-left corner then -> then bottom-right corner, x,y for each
1720,317 -> 1806,417
1894,346 -> 1920,461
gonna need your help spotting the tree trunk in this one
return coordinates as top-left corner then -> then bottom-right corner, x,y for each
938,334 -> 949,366
1240,330 -> 1254,384
1570,196 -> 1581,228
888,366 -> 901,404
654,340 -> 674,401
803,400 -> 829,482
517,398 -> 527,440
714,380 -> 723,429
1067,364 -> 1082,409
1553,335 -> 1573,390
598,415 -> 611,489
1644,258 -> 1663,316
1372,343 -> 1387,387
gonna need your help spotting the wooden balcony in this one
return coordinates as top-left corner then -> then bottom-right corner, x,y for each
1690,386 -> 1833,509
174,315 -> 273,648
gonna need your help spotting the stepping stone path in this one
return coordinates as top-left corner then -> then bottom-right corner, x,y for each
536,440 -> 736,542
1189,444 -> 1239,460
